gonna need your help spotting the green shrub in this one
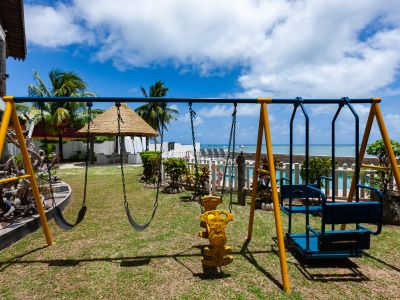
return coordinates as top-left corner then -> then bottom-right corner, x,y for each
366,139 -> 400,193
140,151 -> 161,181
40,143 -> 56,155
300,157 -> 333,186
163,158 -> 187,186
95,136 -> 115,143
13,154 -> 25,170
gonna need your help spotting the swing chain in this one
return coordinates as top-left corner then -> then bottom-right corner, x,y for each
189,102 -> 201,197
116,102 -> 162,211
40,104 -> 57,208
220,103 -> 237,213
116,102 -> 129,210
82,102 -> 93,206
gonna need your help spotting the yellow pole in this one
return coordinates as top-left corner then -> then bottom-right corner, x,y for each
261,103 -> 291,293
346,105 -> 375,201
0,100 -> 13,156
373,101 -> 400,189
6,97 -> 53,246
247,105 -> 264,240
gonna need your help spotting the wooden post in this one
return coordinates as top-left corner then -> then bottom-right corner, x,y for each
236,152 -> 246,205
0,25 -> 6,97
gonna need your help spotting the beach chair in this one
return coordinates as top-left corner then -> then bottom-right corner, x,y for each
219,148 -> 227,158
200,149 -> 207,157
212,148 -> 220,158
206,148 -> 214,158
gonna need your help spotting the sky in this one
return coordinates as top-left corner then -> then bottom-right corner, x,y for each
5,0 -> 400,145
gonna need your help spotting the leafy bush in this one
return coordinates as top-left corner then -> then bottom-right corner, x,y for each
95,136 -> 115,143
140,151 -> 161,181
258,156 -> 283,202
69,150 -> 89,162
163,158 -> 187,187
183,168 -> 194,186
300,157 -> 333,186
366,139 -> 400,193
40,143 -> 56,155
13,154 -> 25,170
198,165 -> 210,190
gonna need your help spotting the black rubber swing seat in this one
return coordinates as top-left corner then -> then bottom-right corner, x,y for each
52,205 -> 87,230
124,205 -> 156,231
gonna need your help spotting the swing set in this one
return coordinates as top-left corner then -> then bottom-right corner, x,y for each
1,96 -> 399,294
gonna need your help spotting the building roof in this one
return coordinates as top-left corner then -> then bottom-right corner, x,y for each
77,103 -> 158,137
0,0 -> 26,59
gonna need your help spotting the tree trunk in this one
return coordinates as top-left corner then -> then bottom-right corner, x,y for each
146,137 -> 149,151
383,190 -> 400,225
154,137 -> 158,151
58,134 -> 64,162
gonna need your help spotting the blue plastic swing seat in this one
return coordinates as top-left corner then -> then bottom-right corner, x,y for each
280,183 -> 322,215
281,205 -> 321,215
287,232 -> 367,259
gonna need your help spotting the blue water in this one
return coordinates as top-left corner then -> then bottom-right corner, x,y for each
215,166 -> 353,190
202,144 -> 374,158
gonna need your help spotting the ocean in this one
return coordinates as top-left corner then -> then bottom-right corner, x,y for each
201,144 -> 374,158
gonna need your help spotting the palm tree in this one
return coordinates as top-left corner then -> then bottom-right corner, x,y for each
28,69 -> 96,161
135,81 -> 178,150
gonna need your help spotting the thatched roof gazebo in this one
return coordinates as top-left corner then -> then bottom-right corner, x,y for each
78,103 -> 157,137
78,103 -> 157,163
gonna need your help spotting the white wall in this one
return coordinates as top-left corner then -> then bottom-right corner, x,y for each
94,141 -> 114,155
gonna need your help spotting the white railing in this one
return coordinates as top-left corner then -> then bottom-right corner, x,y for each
168,158 -> 396,199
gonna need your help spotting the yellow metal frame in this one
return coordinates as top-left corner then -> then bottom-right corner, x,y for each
341,98 -> 400,229
0,97 -> 53,246
247,102 -> 291,293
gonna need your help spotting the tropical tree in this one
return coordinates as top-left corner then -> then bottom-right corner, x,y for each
135,80 -> 178,150
28,69 -> 96,161
367,139 -> 400,193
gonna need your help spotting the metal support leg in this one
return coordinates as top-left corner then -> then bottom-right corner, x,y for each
262,103 -> 291,293
247,106 -> 264,240
4,97 -> 53,246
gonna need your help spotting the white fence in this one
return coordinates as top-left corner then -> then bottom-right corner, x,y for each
176,158 -> 394,199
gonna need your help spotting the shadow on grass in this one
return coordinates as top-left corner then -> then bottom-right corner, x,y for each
179,195 -> 198,203
0,242 -> 278,284
0,245 -> 48,272
120,258 -> 151,267
240,239 -> 284,290
363,252 -> 400,273
283,237 -> 370,282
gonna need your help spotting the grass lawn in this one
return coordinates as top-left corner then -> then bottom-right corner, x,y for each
0,165 -> 399,299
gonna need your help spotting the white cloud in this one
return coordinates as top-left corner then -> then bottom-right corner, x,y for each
25,4 -> 92,47
168,104 -> 180,113
25,0 -> 400,97
198,105 -> 231,117
177,112 -> 203,126
385,113 -> 400,137
197,103 -> 261,118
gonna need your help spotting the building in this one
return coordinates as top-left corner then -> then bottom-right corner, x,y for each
0,0 -> 26,98
0,0 -> 26,158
